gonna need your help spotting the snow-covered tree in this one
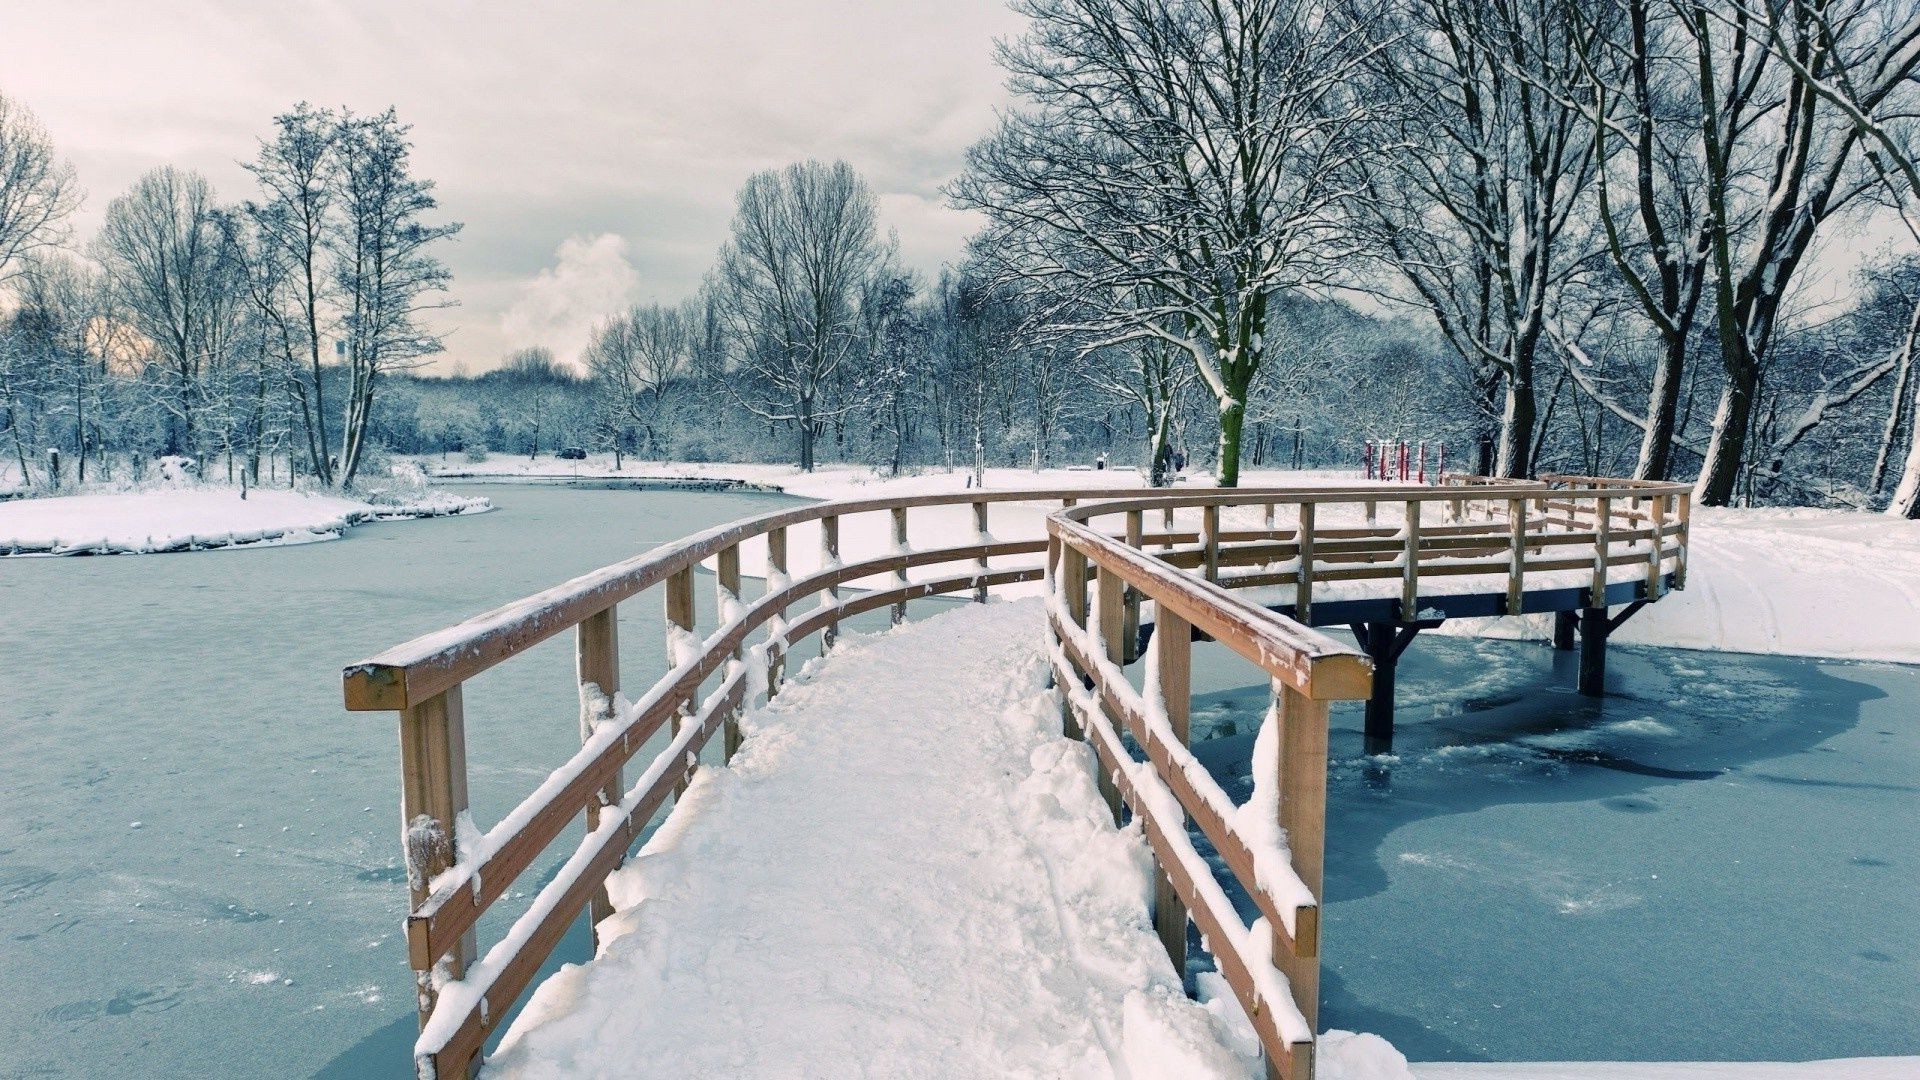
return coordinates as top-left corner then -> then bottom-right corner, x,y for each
955,0 -> 1385,486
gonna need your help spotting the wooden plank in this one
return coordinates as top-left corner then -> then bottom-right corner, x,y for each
1202,504 -> 1221,582
1645,495 -> 1666,601
398,686 -> 474,1027
666,565 -> 695,797
1094,565 -> 1127,822
1591,496 -> 1612,609
1675,492 -> 1691,589
1507,498 -> 1525,614
1123,510 -> 1143,662
1295,503 -> 1315,623
1274,684 -> 1328,1033
891,506 -> 910,624
766,526 -> 788,695
821,514 -> 841,649
1401,499 -> 1421,622
1152,607 -> 1192,973
717,545 -> 745,759
576,606 -> 621,936
973,501 -> 990,603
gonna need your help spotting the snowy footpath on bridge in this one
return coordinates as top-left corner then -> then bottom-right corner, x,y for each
484,598 -> 1268,1079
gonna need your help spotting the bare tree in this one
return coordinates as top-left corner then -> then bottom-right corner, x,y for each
585,301 -> 692,460
244,103 -> 340,484
1683,0 -> 1920,504
0,91 -> 79,287
1353,0 -> 1604,478
711,160 -> 888,471
331,108 -> 459,487
94,167 -> 237,456
955,0 -> 1384,485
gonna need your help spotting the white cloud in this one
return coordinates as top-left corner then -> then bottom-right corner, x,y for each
500,233 -> 641,368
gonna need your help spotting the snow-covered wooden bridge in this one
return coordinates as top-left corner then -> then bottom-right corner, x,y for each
342,475 -> 1690,1079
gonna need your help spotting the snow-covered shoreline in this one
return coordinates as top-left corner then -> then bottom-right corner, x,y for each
0,484 -> 490,556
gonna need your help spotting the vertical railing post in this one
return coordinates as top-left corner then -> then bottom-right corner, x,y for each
1674,491 -> 1691,589
1058,539 -> 1089,741
1150,608 -> 1192,974
1591,495 -> 1612,608
1401,499 -> 1421,621
576,607 -> 621,937
717,545 -> 745,760
1294,502 -> 1315,624
821,514 -> 841,650
399,685 -> 474,1029
1122,510 -> 1143,663
766,525 -> 788,697
1202,504 -> 1220,583
1094,561 -> 1126,823
973,500 -> 990,603
666,565 -> 696,796
1646,494 -> 1667,600
1273,682 -> 1328,1063
891,506 -> 910,624
1506,498 -> 1526,615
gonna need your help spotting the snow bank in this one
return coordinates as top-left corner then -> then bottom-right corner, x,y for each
483,600 -> 1250,1078
0,485 -> 489,556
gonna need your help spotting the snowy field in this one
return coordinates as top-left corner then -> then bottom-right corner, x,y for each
0,484 -> 489,555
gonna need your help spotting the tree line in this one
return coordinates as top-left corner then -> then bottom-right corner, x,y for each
0,98 -> 457,491
6,0 -> 1920,515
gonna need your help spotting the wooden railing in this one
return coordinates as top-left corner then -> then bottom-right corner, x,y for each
342,488 -> 1174,1080
344,476 -> 1690,1080
1048,501 -> 1369,1080
1043,476 -> 1691,1079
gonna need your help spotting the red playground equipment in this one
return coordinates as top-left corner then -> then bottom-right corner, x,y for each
1362,439 -> 1445,483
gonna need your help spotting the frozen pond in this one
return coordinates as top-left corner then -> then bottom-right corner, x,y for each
0,484 -> 804,1078
1189,633 -> 1920,1063
2,482 -> 1913,1075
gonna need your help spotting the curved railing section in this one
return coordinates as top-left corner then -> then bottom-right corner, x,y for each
342,487 -> 1174,1080
1043,474 -> 1691,1079
344,475 -> 1690,1080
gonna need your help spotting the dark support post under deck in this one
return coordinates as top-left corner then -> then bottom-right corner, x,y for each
1578,607 -> 1606,696
1553,610 -> 1577,651
1352,620 -> 1440,755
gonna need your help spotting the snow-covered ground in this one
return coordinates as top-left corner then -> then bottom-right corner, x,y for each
0,484 -> 488,555
484,600 -> 1257,1079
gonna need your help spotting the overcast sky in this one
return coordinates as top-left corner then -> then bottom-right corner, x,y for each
1,1 -> 1023,371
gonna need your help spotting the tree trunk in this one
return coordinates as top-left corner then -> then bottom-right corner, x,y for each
1636,334 -> 1686,480
1497,367 -> 1537,478
1216,397 -> 1246,488
1695,348 -> 1760,506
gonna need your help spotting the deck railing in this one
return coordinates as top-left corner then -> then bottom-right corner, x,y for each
344,476 -> 1691,1080
342,488 -> 1168,1080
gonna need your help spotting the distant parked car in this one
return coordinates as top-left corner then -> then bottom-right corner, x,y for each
557,447 -> 587,460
